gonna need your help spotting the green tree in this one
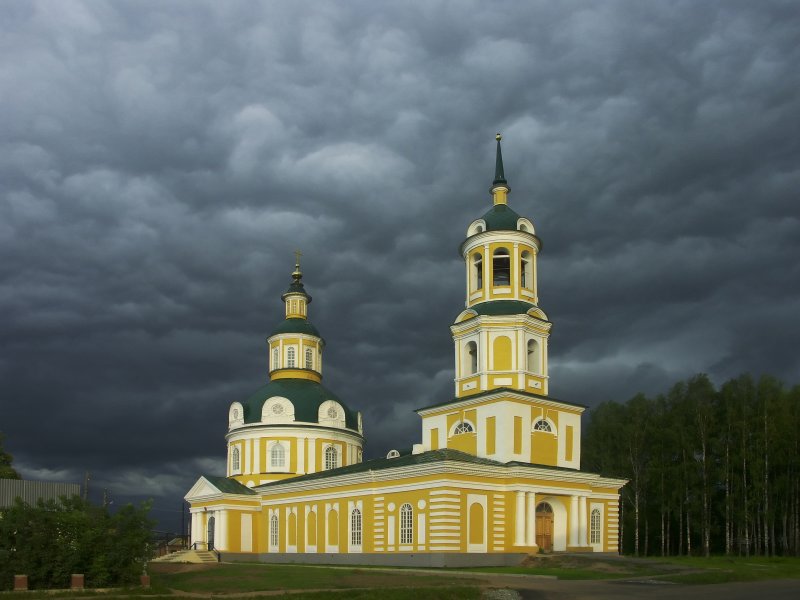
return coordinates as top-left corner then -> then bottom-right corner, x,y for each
0,432 -> 20,479
0,496 -> 153,590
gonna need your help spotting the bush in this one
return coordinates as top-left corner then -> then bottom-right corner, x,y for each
0,496 -> 153,590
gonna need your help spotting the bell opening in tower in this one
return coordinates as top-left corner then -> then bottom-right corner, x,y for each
492,248 -> 511,286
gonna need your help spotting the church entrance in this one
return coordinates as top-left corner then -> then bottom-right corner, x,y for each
207,516 -> 215,550
535,502 -> 553,551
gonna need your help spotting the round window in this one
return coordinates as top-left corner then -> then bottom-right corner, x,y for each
272,404 -> 284,415
327,406 -> 338,419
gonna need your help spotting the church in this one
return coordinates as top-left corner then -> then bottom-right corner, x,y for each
185,136 -> 626,565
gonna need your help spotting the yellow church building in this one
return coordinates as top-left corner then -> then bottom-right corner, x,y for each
185,136 -> 626,565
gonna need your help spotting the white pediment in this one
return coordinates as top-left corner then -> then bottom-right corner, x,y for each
184,476 -> 223,501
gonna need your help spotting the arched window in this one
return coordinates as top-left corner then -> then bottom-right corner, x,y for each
270,514 -> 280,547
286,347 -> 296,368
325,446 -> 338,470
272,348 -> 279,370
464,341 -> 478,376
270,513 -> 279,548
271,444 -> 285,468
519,223 -> 529,232
492,248 -> 510,286
231,447 -> 240,472
590,508 -> 601,544
533,418 -> 552,432
453,421 -> 474,435
351,508 -> 362,547
521,251 -> 533,289
400,503 -> 413,544
527,339 -> 539,372
305,348 -> 313,370
471,252 -> 483,291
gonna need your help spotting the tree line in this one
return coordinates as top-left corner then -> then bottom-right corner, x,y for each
583,373 -> 800,557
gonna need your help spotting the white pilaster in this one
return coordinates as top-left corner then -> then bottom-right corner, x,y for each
569,496 -> 579,547
579,496 -> 588,546
482,243 -> 490,301
526,491 -> 536,547
512,242 -> 519,300
308,438 -> 316,472
298,437 -> 305,474
514,491 -> 526,546
218,510 -> 228,551
253,438 -> 260,474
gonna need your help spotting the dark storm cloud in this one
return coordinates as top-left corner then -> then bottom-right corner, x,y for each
1,0 -> 799,526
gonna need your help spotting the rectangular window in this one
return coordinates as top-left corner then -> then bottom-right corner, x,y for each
565,425 -> 574,461
486,417 -> 496,455
513,416 -> 522,454
430,428 -> 439,450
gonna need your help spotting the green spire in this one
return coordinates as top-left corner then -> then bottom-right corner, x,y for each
492,133 -> 507,187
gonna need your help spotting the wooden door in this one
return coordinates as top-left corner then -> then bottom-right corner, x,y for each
535,502 -> 554,551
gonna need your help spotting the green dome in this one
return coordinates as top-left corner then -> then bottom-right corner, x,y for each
241,378 -> 359,430
481,204 -> 521,231
269,318 -> 321,338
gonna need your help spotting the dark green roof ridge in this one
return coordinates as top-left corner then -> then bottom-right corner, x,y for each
468,300 -> 540,317
258,449 -> 505,488
269,317 -> 321,338
481,203 -> 520,231
203,475 -> 257,495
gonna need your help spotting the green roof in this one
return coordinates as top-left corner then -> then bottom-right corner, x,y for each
241,378 -> 358,430
204,475 -> 256,495
415,387 -> 588,413
269,318 -> 321,338
259,449 -> 505,487
469,300 -> 539,317
481,204 -> 521,231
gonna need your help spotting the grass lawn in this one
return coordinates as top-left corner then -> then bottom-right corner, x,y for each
148,562 -> 482,595
459,553 -> 800,584
652,555 -> 800,584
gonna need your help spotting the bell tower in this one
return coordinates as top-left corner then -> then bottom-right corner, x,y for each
451,134 -> 553,398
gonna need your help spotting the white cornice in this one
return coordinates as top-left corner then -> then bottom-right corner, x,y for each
451,316 -> 552,335
460,230 -> 541,256
416,390 -> 585,416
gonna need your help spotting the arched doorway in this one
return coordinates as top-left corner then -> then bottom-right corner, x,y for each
207,515 -> 215,550
535,502 -> 553,551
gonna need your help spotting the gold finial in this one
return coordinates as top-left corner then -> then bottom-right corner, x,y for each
292,249 -> 303,279
496,132 -> 502,141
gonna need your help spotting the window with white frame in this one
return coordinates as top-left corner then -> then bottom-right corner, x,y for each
492,248 -> 510,286
533,418 -> 552,432
350,508 -> 362,547
400,503 -> 413,544
324,445 -> 338,470
305,348 -> 313,369
271,443 -> 285,468
521,251 -> 533,289
272,347 -> 279,370
286,347 -> 296,368
590,508 -> 601,544
270,514 -> 279,548
453,421 -> 474,435
464,341 -> 478,375
471,252 -> 483,291
231,447 -> 240,472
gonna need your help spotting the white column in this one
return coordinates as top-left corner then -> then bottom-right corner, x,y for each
190,512 -> 199,546
512,242 -> 519,300
579,496 -> 588,546
569,496 -> 579,547
483,243 -> 490,301
298,437 -> 305,474
253,438 -> 261,474
218,510 -> 228,551
514,491 -> 526,546
526,491 -> 537,547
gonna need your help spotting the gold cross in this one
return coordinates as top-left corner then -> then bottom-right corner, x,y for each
294,249 -> 302,267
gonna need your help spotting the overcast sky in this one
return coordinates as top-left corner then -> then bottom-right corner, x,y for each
1,0 -> 798,531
